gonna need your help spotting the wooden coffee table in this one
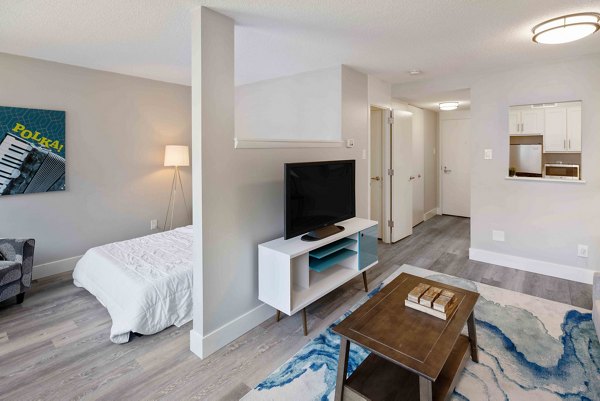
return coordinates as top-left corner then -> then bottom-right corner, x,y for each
333,273 -> 479,401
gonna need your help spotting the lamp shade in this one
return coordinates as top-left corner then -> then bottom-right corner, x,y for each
164,145 -> 189,167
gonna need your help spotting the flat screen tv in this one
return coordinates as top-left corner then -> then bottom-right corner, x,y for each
285,160 -> 355,241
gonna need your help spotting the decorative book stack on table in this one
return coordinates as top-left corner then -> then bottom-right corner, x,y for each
405,283 -> 458,320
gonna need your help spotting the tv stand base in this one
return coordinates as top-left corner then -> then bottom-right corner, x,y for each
301,225 -> 345,242
273,271 -> 369,335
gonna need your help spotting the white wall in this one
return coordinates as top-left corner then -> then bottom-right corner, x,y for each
469,55 -> 600,282
393,55 -> 600,282
191,8 -> 370,358
0,53 -> 191,277
439,109 -> 471,121
368,75 -> 392,110
235,67 -> 342,140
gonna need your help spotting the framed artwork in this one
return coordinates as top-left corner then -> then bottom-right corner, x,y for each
0,106 -> 66,197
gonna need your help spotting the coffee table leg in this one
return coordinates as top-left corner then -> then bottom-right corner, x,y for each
334,338 -> 350,401
467,311 -> 479,363
419,376 -> 433,401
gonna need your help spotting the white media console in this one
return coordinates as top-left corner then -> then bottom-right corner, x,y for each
258,217 -> 378,335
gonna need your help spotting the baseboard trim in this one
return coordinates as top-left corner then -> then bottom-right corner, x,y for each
33,255 -> 82,280
190,303 -> 275,359
189,329 -> 204,359
469,248 -> 594,284
424,208 -> 438,221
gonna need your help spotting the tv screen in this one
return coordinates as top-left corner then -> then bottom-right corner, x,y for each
285,160 -> 356,240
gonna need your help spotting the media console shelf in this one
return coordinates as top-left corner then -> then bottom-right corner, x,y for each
259,217 -> 378,335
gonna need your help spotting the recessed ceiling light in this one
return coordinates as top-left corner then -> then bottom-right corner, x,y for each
408,69 -> 422,76
439,102 -> 459,111
532,12 -> 600,44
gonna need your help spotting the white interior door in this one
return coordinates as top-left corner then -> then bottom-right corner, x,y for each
441,118 -> 471,217
391,109 -> 413,242
369,108 -> 384,239
411,107 -> 425,227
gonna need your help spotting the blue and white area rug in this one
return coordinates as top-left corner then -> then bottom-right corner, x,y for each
242,265 -> 600,401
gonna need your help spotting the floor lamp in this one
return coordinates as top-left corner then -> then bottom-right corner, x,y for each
163,145 -> 190,231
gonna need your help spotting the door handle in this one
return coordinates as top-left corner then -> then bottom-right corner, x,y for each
443,166 -> 452,173
409,176 -> 415,181
370,176 -> 381,181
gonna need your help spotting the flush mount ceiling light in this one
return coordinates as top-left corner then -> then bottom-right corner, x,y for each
439,102 -> 459,111
532,12 -> 600,44
408,69 -> 422,76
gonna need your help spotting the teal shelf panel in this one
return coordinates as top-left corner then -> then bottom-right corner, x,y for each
309,248 -> 357,273
309,238 -> 357,259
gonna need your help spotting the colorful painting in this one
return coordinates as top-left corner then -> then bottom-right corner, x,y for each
0,106 -> 66,196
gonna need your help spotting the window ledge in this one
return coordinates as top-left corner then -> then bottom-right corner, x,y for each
234,138 -> 344,149
505,176 -> 586,184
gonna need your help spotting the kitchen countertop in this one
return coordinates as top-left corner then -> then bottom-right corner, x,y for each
505,176 -> 586,184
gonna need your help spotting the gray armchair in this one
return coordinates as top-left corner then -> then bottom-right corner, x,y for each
0,239 -> 35,304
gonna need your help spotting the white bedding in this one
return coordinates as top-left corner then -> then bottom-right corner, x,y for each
73,226 -> 193,343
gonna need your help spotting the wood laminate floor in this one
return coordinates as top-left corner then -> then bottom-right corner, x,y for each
0,216 -> 593,400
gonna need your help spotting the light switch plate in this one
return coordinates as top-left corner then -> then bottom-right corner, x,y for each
150,219 -> 158,230
492,230 -> 505,242
577,244 -> 588,258
362,149 -> 367,159
484,149 -> 493,160
346,139 -> 355,148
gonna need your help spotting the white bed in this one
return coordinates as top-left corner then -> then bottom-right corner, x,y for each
73,226 -> 193,343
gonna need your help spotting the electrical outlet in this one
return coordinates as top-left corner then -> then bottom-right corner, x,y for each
484,149 -> 493,160
150,219 -> 158,230
492,230 -> 505,242
346,139 -> 355,148
577,244 -> 588,258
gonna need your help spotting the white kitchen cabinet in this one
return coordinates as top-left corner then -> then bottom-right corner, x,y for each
543,103 -> 581,153
567,106 -> 581,152
544,108 -> 567,152
521,109 -> 545,135
509,111 -> 520,135
509,108 -> 544,135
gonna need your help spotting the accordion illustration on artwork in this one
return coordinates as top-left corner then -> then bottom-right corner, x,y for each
0,133 -> 66,195
0,106 -> 66,197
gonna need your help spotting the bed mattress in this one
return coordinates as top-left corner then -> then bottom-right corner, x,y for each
73,226 -> 193,343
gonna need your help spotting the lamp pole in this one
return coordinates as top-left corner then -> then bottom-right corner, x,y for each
163,145 -> 190,231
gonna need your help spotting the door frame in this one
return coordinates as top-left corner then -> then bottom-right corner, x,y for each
438,110 -> 472,216
368,105 -> 391,243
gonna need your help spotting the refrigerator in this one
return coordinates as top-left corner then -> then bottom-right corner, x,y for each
509,144 -> 542,176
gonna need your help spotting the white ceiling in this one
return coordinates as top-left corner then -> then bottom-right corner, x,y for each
406,89 -> 471,112
1,0 -> 599,86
